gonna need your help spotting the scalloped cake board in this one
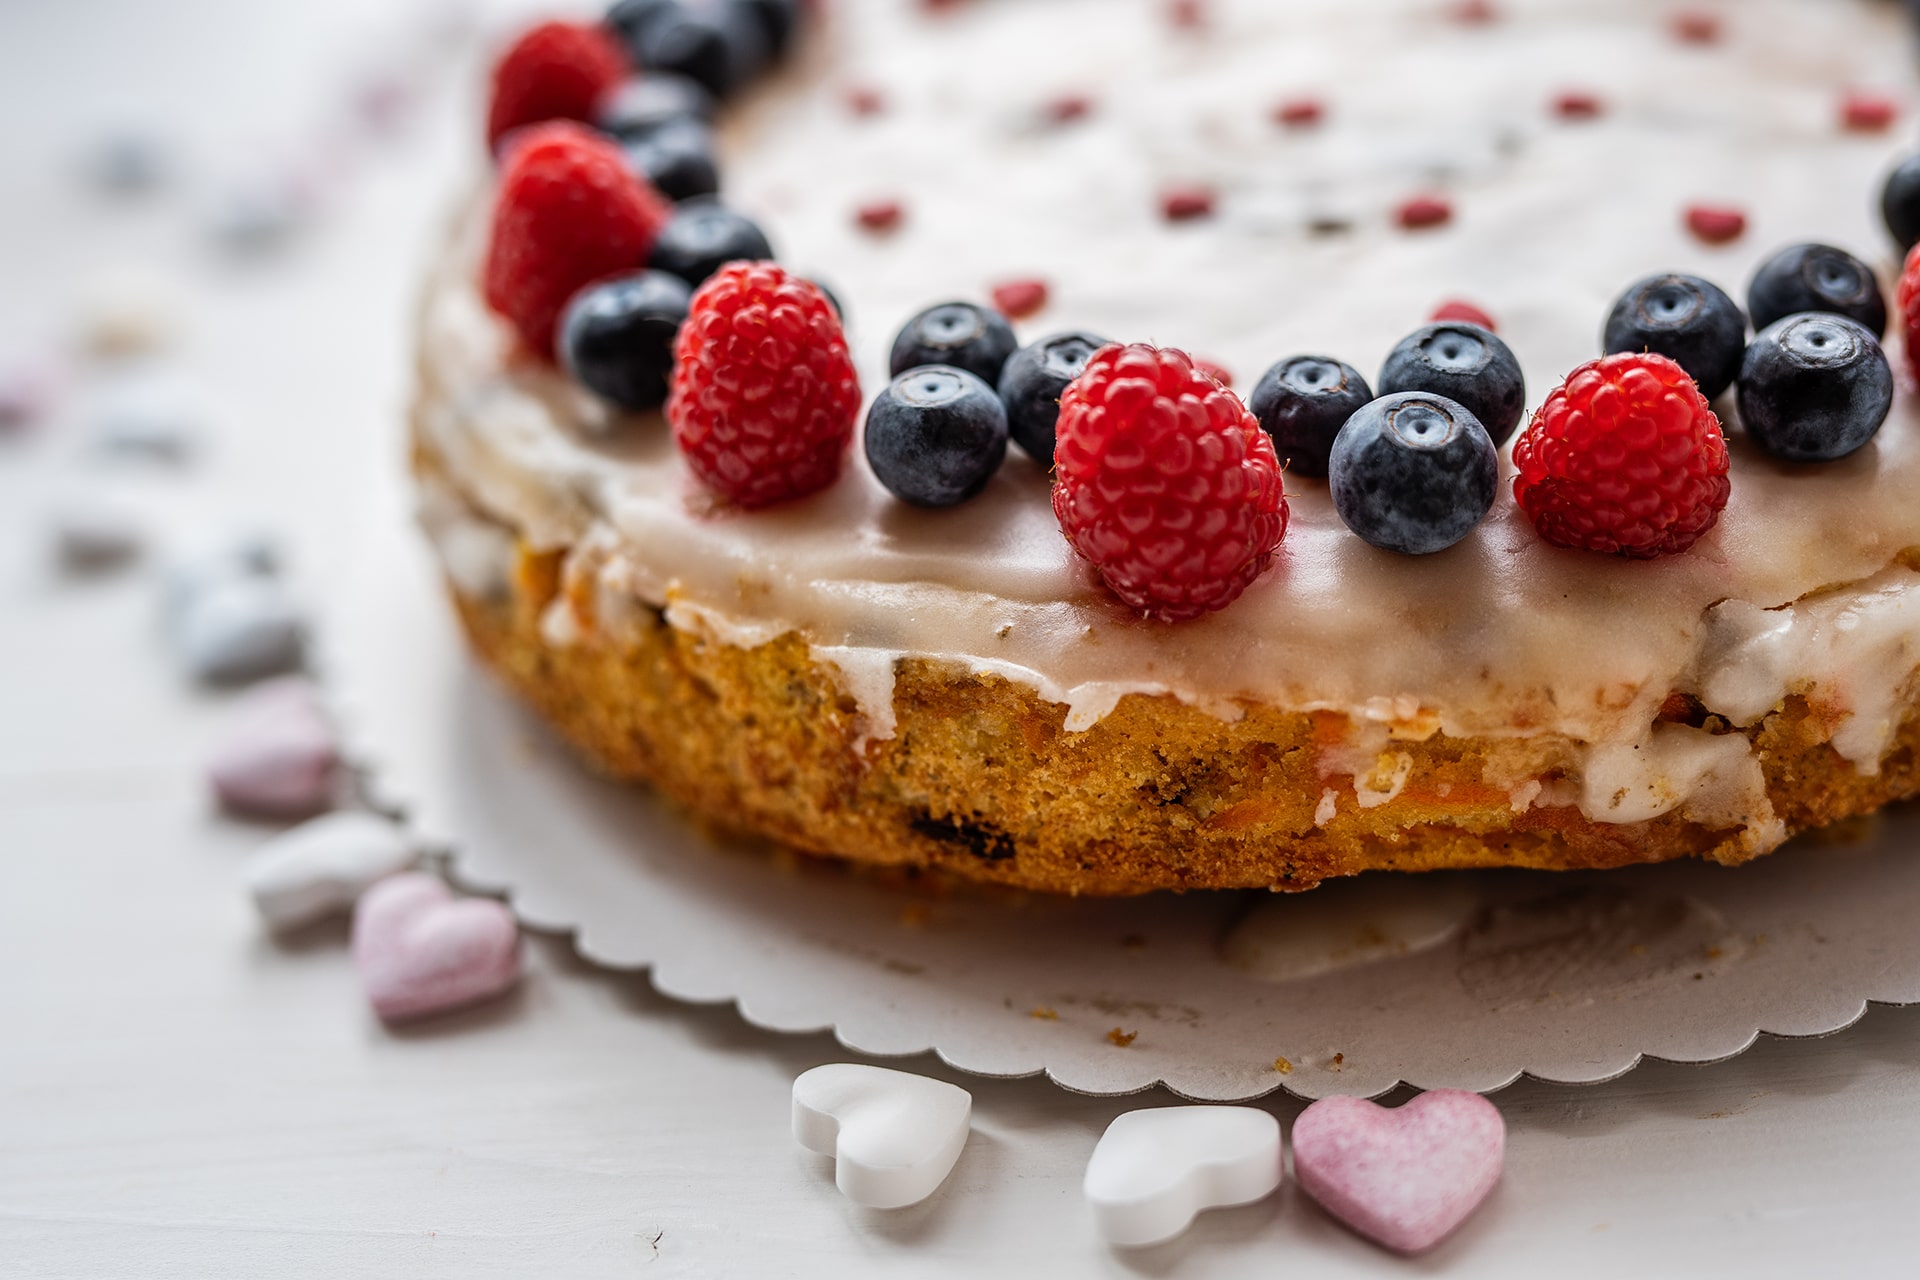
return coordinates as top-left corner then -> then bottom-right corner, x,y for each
324,505 -> 1920,1102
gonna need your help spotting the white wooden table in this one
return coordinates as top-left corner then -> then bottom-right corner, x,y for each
2,1 -> 1917,1274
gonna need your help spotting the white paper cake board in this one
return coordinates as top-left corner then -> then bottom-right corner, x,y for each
326,522 -> 1920,1102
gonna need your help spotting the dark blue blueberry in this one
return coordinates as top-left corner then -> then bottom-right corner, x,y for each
996,331 -> 1110,461
647,199 -> 774,287
624,1 -> 768,99
1747,243 -> 1886,338
597,73 -> 716,142
622,118 -> 720,201
1328,392 -> 1499,555
558,270 -> 692,411
1735,313 -> 1892,462
809,278 -> 846,324
864,366 -> 1009,507
1881,153 -> 1920,251
605,0 -> 680,56
732,0 -> 799,57
1602,273 -> 1747,400
1247,355 -> 1374,478
1376,322 -> 1525,445
889,302 -> 1018,386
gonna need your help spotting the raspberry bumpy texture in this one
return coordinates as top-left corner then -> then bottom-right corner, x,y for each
668,262 -> 863,508
1512,351 -> 1729,558
485,20 -> 630,150
482,122 -> 670,359
1897,242 -> 1920,385
1052,343 -> 1288,621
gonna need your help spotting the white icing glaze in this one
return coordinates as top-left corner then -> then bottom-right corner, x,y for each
413,0 -> 1920,830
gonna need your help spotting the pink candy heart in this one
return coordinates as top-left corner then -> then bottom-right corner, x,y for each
205,677 -> 338,819
1291,1090 -> 1504,1255
352,873 -> 521,1023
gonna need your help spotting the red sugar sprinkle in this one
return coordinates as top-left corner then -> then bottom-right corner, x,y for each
1273,97 -> 1325,128
1396,194 -> 1453,230
1194,358 -> 1234,388
1671,10 -> 1722,44
1430,299 -> 1498,331
1553,90 -> 1604,120
1448,0 -> 1498,25
855,199 -> 904,233
1044,93 -> 1093,124
1841,90 -> 1898,133
1168,0 -> 1207,30
991,278 -> 1050,320
1684,203 -> 1746,244
1161,184 -> 1217,222
845,85 -> 886,117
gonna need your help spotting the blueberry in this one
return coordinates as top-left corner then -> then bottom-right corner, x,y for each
623,118 -> 720,201
1602,273 -> 1747,400
1747,243 -> 1886,338
996,331 -> 1110,461
1247,356 -> 1374,478
889,302 -> 1018,386
1881,153 -> 1920,251
732,0 -> 800,57
1328,392 -> 1499,555
1376,322 -> 1525,446
647,199 -> 774,286
605,0 -> 680,55
864,366 -> 1009,506
597,73 -> 716,141
558,270 -> 692,411
1735,313 -> 1892,462
809,278 -> 846,324
625,1 -> 769,98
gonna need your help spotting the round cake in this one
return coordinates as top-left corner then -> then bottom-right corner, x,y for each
413,0 -> 1920,893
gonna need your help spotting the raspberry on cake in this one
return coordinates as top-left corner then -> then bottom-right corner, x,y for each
667,262 -> 861,508
485,20 -> 630,150
482,121 -> 670,357
416,0 -> 1920,895
1512,353 -> 1729,558
1051,344 -> 1288,622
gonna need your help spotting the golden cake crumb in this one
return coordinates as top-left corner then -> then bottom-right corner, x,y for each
1107,1027 -> 1138,1048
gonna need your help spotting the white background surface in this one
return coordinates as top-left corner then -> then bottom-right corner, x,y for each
2,1 -> 1919,1275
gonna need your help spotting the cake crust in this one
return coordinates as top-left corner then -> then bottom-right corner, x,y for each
430,463 -> 1920,894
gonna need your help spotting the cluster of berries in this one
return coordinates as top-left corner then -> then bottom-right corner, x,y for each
477,9 -> 1915,627
482,2 -> 803,370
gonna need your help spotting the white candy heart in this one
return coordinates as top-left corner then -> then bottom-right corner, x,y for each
792,1064 -> 971,1209
1084,1106 -> 1283,1248
205,677 -> 337,817
246,812 -> 417,931
175,575 -> 305,684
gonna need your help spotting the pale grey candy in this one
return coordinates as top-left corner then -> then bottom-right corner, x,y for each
174,576 -> 305,684
52,501 -> 143,572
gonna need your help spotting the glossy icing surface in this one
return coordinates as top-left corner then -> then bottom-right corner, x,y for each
414,0 -> 1920,805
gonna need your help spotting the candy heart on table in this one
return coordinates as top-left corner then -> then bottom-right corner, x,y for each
352,872 -> 521,1023
174,574 -> 306,684
246,811 -> 417,932
1083,1106 -> 1283,1248
792,1064 -> 972,1209
205,677 -> 338,818
1291,1090 -> 1505,1255
163,528 -> 280,618
52,499 -> 143,573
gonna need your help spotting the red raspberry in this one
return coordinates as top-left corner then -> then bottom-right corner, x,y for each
485,21 -> 629,151
668,263 -> 862,508
482,122 -> 670,358
1430,298 -> 1497,331
1052,344 -> 1288,621
1895,243 -> 1920,385
1512,353 -> 1729,559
